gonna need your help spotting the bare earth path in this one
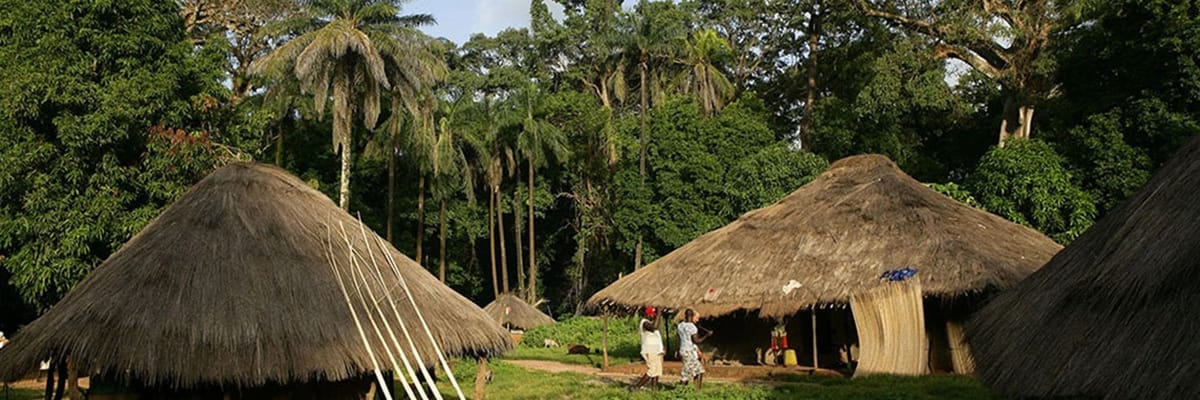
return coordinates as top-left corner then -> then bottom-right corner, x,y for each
502,359 -> 810,387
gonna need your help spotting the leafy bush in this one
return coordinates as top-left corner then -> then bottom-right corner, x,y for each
966,139 -> 1097,243
518,316 -> 641,357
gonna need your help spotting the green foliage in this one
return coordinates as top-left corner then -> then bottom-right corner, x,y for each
966,140 -> 1097,243
727,144 -> 829,212
0,0 -> 231,310
519,316 -> 641,358
927,182 -> 981,209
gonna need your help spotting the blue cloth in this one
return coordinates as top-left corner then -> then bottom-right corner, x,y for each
880,267 -> 919,282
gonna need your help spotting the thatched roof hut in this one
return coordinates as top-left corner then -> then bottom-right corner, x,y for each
483,294 -> 555,331
586,154 -> 1061,375
588,154 -> 1061,317
0,163 -> 511,390
967,137 -> 1200,399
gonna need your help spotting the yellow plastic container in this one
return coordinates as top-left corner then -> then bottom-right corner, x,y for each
783,349 -> 798,366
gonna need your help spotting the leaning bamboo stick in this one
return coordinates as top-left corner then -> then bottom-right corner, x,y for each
351,219 -> 439,399
374,233 -> 467,399
324,228 -> 394,400
338,222 -> 424,400
337,223 -> 413,400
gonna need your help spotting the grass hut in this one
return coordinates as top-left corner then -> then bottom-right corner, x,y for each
483,294 -> 556,332
587,154 -> 1061,376
0,163 -> 512,399
967,137 -> 1200,399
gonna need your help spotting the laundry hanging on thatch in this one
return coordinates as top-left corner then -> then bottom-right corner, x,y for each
0,163 -> 512,396
586,154 -> 1062,375
967,136 -> 1200,399
483,294 -> 555,331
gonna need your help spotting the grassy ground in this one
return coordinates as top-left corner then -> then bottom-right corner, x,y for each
3,387 -> 40,400
436,358 -> 1002,400
7,361 -> 1000,400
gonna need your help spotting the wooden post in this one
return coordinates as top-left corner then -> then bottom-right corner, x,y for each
602,311 -> 610,369
42,360 -> 53,400
811,308 -> 819,370
474,357 -> 489,400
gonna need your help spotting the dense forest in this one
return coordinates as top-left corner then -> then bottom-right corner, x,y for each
1,0 -> 1197,330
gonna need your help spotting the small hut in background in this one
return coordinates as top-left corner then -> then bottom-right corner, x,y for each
588,155 -> 1061,376
968,137 -> 1200,399
0,163 -> 512,399
484,294 -> 555,331
484,294 -> 555,344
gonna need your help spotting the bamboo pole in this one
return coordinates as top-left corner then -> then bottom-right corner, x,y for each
339,225 -> 425,400
812,309 -> 819,370
375,233 -> 467,399
349,221 -> 432,400
323,230 -> 394,400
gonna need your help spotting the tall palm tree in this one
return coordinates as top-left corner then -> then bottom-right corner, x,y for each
628,0 -> 685,269
464,97 -> 514,297
381,29 -> 446,246
430,98 -> 473,283
515,83 -> 568,303
675,29 -> 736,116
254,0 -> 434,210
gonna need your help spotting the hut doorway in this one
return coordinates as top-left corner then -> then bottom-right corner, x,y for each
692,309 -> 858,373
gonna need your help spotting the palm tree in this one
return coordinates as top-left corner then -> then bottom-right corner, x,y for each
464,97 -> 514,297
628,0 -> 685,269
515,83 -> 568,303
253,0 -> 434,210
430,98 -> 473,283
381,29 -> 446,246
675,29 -> 736,116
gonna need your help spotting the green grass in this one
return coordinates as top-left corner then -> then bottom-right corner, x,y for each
434,358 -> 1002,400
2,387 -> 41,400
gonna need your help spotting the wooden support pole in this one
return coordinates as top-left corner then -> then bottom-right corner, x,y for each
602,311 -> 610,370
812,309 -> 819,370
473,357 -> 489,400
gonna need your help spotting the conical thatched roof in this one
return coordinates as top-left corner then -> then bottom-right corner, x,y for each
588,154 -> 1062,318
483,294 -> 556,331
0,163 -> 511,388
967,137 -> 1200,399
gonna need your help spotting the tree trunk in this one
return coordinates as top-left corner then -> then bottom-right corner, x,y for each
339,141 -> 351,210
527,162 -> 537,303
999,92 -> 1035,146
439,199 -> 448,283
635,57 -> 648,270
386,143 -> 395,243
497,187 -> 510,294
416,176 -> 425,264
274,125 -> 284,166
513,181 -> 526,299
334,68 -> 352,211
800,0 -> 821,149
488,188 -> 499,297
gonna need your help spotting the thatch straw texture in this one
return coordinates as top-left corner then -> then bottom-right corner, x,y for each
483,294 -> 555,331
587,154 -> 1061,318
967,136 -> 1200,399
0,163 -> 512,388
850,279 -> 928,376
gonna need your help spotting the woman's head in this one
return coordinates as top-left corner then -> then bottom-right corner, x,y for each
684,308 -> 698,323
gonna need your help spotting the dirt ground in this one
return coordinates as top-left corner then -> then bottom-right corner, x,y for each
603,360 -> 844,381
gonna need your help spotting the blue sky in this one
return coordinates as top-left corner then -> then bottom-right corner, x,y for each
405,0 -> 564,45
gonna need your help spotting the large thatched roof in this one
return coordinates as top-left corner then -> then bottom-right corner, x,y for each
483,294 -> 555,331
0,163 -> 511,388
967,137 -> 1200,399
588,154 -> 1062,318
